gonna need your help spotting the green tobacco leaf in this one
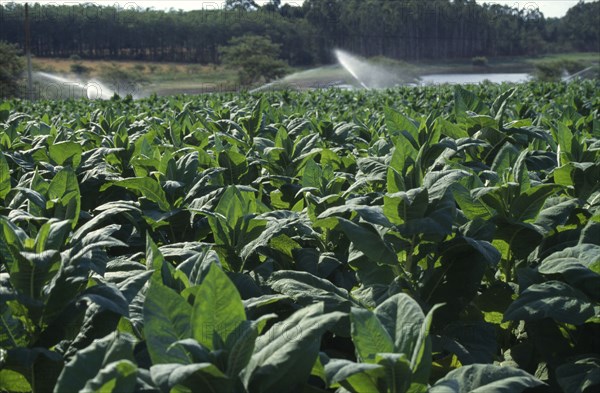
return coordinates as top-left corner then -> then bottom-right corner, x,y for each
510,184 -> 562,222
385,107 -> 419,148
534,198 -> 579,233
435,118 -> 468,139
143,279 -> 192,364
79,283 -> 130,317
0,370 -> 30,393
219,149 -> 248,184
301,158 -> 323,190
80,360 -> 137,393
0,101 -> 10,122
454,86 -> 486,117
374,294 -> 424,357
10,250 -> 60,301
410,303 -> 442,385
538,245 -> 600,300
491,87 -> 516,123
430,364 -> 544,393
226,321 -> 260,378
101,177 -> 170,211
494,218 -> 543,261
244,303 -> 344,393
383,187 -> 429,225
323,358 -> 384,392
335,218 -> 398,266
35,219 -> 71,253
375,353 -> 412,393
0,303 -> 29,349
423,170 -> 470,202
556,356 -> 600,393
350,308 -> 394,362
191,262 -> 246,350
150,363 -> 228,393
554,162 -> 600,201
48,167 -> 81,228
268,270 -> 352,310
48,141 -> 82,168
513,149 -> 531,193
54,333 -> 135,393
491,142 -> 519,176
503,281 -> 595,325
0,151 -> 11,200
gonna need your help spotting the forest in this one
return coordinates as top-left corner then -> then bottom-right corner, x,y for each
0,0 -> 598,66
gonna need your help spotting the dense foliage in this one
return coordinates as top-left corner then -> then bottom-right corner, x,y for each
1,81 -> 599,392
0,1 -> 598,64
0,40 -> 24,98
219,35 -> 288,86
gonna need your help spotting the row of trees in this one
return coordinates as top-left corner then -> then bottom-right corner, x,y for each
0,0 -> 598,65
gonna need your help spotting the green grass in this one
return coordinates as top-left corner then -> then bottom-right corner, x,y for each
30,52 -> 599,96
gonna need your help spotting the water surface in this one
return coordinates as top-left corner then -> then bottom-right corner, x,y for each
420,73 -> 531,84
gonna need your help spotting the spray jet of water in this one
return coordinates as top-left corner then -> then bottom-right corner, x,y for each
334,49 -> 403,89
34,72 -> 117,100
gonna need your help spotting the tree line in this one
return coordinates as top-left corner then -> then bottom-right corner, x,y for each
0,0 -> 597,66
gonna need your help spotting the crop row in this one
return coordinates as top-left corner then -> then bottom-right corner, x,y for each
0,81 -> 599,392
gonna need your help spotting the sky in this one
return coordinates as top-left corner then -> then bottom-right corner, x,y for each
2,0 -> 596,19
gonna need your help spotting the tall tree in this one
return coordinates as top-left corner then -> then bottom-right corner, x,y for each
0,41 -> 24,98
219,35 -> 288,85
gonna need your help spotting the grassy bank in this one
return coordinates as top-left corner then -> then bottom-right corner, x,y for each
411,52 -> 599,74
30,52 -> 598,96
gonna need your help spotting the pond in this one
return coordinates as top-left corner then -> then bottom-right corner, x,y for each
419,73 -> 531,84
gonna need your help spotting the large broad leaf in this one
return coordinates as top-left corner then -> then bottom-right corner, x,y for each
101,177 -> 170,211
226,315 -> 275,378
243,303 -> 344,393
350,308 -> 394,363
454,86 -> 487,118
422,236 -> 499,322
435,117 -> 468,139
191,262 -> 246,350
48,141 -> 82,168
0,370 -> 30,393
0,301 -> 29,349
218,149 -> 248,185
143,279 -> 192,364
556,356 -> 600,393
385,107 -> 419,148
441,322 -> 498,365
423,170 -> 470,202
383,187 -> 429,225
538,244 -> 600,300
335,218 -> 398,266
80,360 -> 137,393
509,184 -> 563,222
268,270 -> 353,310
3,347 -> 63,393
374,294 -> 424,358
375,353 -> 413,393
47,167 -> 81,228
554,162 -> 600,201
150,363 -> 229,393
323,358 -> 384,392
0,151 -> 11,200
534,198 -> 580,233
54,333 -> 135,393
429,364 -> 544,393
503,281 -> 595,325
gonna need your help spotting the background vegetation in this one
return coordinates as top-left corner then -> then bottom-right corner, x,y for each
0,40 -> 24,98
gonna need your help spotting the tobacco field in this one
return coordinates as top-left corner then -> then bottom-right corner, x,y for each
0,81 -> 599,392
